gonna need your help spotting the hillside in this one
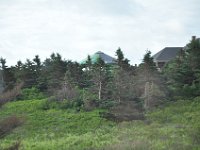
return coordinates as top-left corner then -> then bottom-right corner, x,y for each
0,98 -> 200,150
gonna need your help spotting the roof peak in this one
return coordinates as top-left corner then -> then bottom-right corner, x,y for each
81,51 -> 116,64
95,51 -> 104,54
153,47 -> 182,62
163,47 -> 183,49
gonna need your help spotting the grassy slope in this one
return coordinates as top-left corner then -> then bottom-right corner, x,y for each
1,98 -> 200,150
0,100 -> 116,150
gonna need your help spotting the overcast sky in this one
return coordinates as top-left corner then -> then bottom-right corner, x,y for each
0,0 -> 200,66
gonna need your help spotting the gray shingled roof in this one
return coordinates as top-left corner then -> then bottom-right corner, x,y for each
95,51 -> 116,64
153,47 -> 183,62
81,51 -> 116,64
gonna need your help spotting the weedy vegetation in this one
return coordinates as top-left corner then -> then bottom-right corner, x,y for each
0,97 -> 200,150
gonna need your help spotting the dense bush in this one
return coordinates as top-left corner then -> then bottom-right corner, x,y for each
40,97 -> 83,111
40,98 -> 58,110
18,87 -> 45,100
98,100 -> 117,109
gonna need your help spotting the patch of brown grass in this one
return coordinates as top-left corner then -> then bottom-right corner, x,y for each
0,115 -> 24,139
0,83 -> 23,107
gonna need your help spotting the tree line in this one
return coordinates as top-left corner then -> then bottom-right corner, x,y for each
0,48 -> 166,109
1,37 -> 200,111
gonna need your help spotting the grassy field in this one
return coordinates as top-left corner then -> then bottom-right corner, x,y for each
0,98 -> 200,150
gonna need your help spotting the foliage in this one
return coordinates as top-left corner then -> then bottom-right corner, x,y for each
1,36 -> 200,149
136,51 -> 169,110
1,98 -> 200,149
40,98 -> 83,110
115,47 -> 131,70
111,48 -> 136,103
82,55 -> 114,109
89,57 -> 108,101
0,99 -> 115,150
1,48 -> 167,111
163,37 -> 200,98
80,89 -> 99,111
112,67 -> 136,102
40,53 -> 67,92
18,87 -> 45,100
137,50 -> 157,83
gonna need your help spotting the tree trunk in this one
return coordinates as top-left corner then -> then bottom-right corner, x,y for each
144,82 -> 150,110
98,81 -> 102,100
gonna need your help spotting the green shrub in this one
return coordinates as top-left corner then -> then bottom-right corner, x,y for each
81,90 -> 99,111
99,100 -> 117,109
40,96 -> 83,110
40,98 -> 58,110
18,87 -> 45,100
59,99 -> 83,110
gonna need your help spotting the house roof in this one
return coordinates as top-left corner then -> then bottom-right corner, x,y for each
153,47 -> 183,62
81,51 -> 116,64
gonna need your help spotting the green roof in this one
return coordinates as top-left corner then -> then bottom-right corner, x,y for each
81,51 -> 116,64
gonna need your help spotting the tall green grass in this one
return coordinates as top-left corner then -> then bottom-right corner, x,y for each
0,99 -> 116,149
1,97 -> 200,149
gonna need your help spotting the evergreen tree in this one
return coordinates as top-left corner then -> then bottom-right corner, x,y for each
137,50 -> 167,109
13,61 -> 23,83
116,47 -> 124,63
91,57 -> 106,100
33,55 -> 42,89
85,55 -> 92,70
12,59 -> 36,88
112,48 -> 136,102
164,37 -> 200,97
65,61 -> 84,87
115,47 -> 130,70
186,37 -> 200,70
0,58 -> 15,90
41,53 -> 67,93
82,55 -> 93,88
137,50 -> 157,82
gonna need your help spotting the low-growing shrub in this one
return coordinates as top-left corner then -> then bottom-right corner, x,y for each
40,98 -> 58,110
98,100 -> 117,109
83,99 -> 99,111
40,97 -> 83,110
18,87 -> 45,100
